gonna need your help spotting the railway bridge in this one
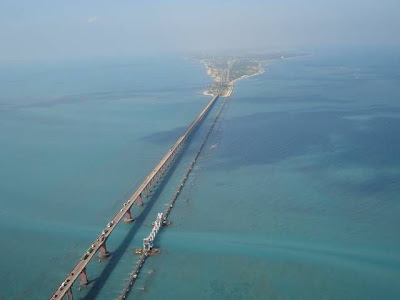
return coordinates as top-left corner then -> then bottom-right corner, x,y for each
50,95 -> 219,300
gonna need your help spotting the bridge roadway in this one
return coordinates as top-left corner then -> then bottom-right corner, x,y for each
50,95 -> 219,299
118,91 -> 231,300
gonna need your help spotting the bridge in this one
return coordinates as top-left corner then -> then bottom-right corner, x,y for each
50,95 -> 219,300
118,88 -> 231,300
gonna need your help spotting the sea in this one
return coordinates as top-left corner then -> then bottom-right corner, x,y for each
0,47 -> 399,299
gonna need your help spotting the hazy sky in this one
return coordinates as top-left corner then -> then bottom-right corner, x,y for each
1,0 -> 399,61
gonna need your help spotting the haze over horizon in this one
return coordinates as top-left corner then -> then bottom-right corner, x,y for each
1,0 -> 400,61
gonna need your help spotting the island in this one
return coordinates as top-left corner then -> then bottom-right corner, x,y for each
188,52 -> 308,97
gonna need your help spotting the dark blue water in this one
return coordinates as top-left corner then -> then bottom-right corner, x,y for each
1,48 -> 399,299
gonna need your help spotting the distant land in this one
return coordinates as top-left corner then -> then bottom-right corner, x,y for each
188,52 -> 308,97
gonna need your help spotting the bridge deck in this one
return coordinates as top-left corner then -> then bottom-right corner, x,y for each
118,93 -> 230,300
50,95 -> 218,299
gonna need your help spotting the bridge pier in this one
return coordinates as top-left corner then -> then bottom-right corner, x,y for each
143,185 -> 149,198
124,208 -> 134,223
66,287 -> 73,300
137,194 -> 143,206
98,243 -> 110,259
80,268 -> 89,286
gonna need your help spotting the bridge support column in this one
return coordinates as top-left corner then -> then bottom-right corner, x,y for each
66,287 -> 73,300
124,208 -> 134,223
137,194 -> 143,206
143,186 -> 148,197
80,268 -> 89,286
98,243 -> 110,259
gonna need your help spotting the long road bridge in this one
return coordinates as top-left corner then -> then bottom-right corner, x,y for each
50,95 -> 219,300
118,90 -> 231,300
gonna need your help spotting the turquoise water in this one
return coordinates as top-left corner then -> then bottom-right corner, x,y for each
1,48 -> 400,299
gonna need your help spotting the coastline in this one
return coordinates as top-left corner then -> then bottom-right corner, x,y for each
202,60 -> 265,97
232,67 -> 265,84
199,54 -> 308,98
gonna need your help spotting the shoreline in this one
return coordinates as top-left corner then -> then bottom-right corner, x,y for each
199,54 -> 307,98
232,67 -> 265,84
202,60 -> 265,97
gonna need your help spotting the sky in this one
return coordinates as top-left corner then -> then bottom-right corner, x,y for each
0,0 -> 399,61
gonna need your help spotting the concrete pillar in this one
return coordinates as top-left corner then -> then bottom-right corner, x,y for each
124,208 -> 134,223
137,194 -> 143,206
66,287 -> 73,300
80,268 -> 88,286
98,243 -> 110,259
